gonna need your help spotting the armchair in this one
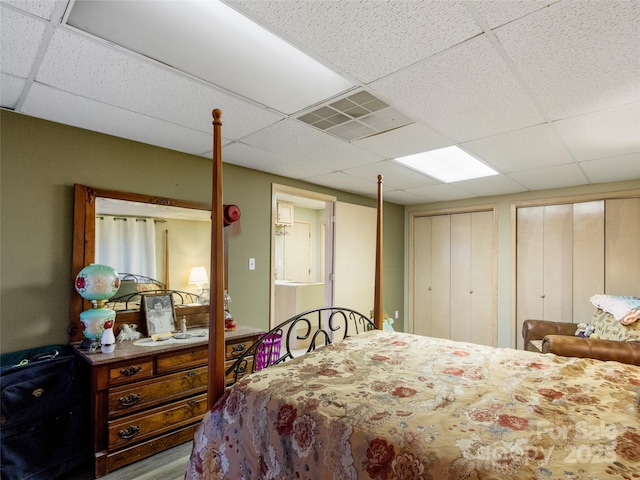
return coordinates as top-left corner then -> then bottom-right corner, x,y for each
522,309 -> 640,366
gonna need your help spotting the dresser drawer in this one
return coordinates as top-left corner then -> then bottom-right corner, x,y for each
107,393 -> 207,450
156,346 -> 208,375
226,339 -> 254,360
108,366 -> 208,418
108,359 -> 154,387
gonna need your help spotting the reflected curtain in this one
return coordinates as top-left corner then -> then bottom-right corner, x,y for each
95,215 -> 157,280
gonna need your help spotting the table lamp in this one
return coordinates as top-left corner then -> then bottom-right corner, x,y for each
75,263 -> 120,350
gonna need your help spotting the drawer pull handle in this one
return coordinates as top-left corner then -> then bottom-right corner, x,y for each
118,394 -> 141,407
232,344 -> 247,354
120,366 -> 142,377
187,371 -> 196,377
188,400 -> 197,407
118,425 -> 140,439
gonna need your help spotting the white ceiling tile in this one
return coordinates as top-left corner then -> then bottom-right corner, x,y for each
553,102 -> 640,161
36,29 -> 284,139
507,163 -> 589,191
0,5 -> 47,77
453,174 -> 528,197
304,172 -> 379,198
22,83 -> 213,155
404,183 -> 478,202
223,143 -> 333,179
382,189 -> 431,206
580,152 -> 640,184
343,159 -> 439,191
229,0 -> 481,84
469,0 -> 559,29
496,1 -> 640,120
370,35 -> 545,142
353,122 -> 452,159
461,123 -> 573,173
2,0 -> 58,20
241,119 -> 384,170
0,74 -> 25,108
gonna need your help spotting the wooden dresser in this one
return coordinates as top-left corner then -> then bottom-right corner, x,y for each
76,325 -> 263,477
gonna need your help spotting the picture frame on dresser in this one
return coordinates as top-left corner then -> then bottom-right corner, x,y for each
142,294 -> 176,335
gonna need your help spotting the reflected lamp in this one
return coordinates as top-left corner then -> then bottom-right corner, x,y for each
188,266 -> 209,296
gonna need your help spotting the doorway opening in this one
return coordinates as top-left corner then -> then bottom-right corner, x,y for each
270,184 -> 336,329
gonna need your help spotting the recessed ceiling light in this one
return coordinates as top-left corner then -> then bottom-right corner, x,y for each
66,0 -> 354,115
394,146 -> 498,183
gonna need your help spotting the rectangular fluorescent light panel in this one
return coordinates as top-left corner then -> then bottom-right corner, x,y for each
395,146 -> 498,183
67,0 -> 354,115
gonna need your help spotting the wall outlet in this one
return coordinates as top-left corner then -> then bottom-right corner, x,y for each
249,258 -> 255,270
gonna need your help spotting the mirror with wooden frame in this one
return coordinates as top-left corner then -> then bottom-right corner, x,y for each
69,184 -> 211,343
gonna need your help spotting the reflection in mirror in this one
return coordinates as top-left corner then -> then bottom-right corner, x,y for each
95,197 -> 211,291
70,184 -> 211,342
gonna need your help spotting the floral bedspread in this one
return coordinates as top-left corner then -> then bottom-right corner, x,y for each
186,331 -> 640,479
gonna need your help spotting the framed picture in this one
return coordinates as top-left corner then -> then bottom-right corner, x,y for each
142,293 -> 177,335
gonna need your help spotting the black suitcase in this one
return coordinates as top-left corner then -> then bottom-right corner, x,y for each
1,345 -> 87,480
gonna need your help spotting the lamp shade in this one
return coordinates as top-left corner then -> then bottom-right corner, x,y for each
188,266 -> 209,285
75,263 -> 120,302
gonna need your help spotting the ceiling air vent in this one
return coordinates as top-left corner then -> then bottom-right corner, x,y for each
297,90 -> 413,141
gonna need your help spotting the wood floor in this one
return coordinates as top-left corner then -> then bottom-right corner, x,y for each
61,441 -> 192,480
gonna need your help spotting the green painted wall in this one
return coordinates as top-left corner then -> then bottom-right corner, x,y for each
0,110 -> 404,353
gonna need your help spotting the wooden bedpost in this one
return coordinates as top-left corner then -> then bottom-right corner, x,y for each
373,174 -> 384,330
208,109 -> 225,406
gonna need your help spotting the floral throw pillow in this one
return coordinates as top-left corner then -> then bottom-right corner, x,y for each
591,308 -> 640,342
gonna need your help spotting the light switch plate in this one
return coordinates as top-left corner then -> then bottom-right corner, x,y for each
249,258 -> 255,270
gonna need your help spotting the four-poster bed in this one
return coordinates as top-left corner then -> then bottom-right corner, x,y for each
191,109 -> 640,479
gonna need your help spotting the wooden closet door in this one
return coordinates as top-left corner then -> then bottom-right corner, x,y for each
516,205 -> 573,349
543,204 -> 574,322
431,215 -> 451,340
450,210 -> 495,346
470,210 -> 496,346
606,198 -> 640,295
413,216 -> 433,337
573,201 -> 605,321
412,210 -> 495,345
516,206 -> 545,347
450,213 -> 471,342
411,214 -> 451,339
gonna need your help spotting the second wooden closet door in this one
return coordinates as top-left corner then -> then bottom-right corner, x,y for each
412,210 -> 496,346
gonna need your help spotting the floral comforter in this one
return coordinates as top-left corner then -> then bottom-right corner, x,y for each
186,330 -> 640,479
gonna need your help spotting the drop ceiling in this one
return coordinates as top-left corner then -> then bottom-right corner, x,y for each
1,0 -> 639,205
